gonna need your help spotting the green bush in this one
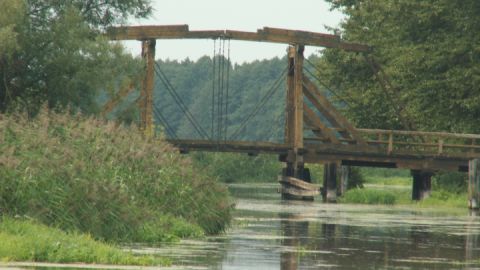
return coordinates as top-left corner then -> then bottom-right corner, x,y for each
0,217 -> 169,265
340,188 -> 397,205
433,172 -> 467,193
0,109 -> 232,242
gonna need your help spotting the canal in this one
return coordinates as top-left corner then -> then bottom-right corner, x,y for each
5,183 -> 480,270
135,183 -> 480,269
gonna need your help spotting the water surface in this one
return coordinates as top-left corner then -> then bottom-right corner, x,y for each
134,183 -> 480,269
5,183 -> 480,270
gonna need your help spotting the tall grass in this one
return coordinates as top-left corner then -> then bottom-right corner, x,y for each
340,188 -> 400,205
0,109 -> 232,242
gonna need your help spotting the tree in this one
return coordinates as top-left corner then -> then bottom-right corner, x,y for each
319,0 -> 480,133
0,0 -> 152,114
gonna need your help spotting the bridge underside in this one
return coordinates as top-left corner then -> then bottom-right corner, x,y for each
167,139 -> 470,172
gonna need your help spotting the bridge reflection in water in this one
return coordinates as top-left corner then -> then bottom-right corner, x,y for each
278,210 -> 480,270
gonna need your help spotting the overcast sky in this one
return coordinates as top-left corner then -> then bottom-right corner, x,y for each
122,0 -> 344,64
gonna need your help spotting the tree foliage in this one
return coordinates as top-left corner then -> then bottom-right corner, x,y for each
0,0 -> 151,114
320,0 -> 480,132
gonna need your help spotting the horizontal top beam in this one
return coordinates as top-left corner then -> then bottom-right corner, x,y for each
106,24 -> 371,52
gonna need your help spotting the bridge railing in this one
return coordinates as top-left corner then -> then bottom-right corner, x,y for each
356,129 -> 480,157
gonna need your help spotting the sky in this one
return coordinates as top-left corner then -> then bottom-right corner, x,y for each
122,0 -> 345,64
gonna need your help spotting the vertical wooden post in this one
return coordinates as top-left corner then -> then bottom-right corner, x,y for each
411,170 -> 433,201
340,165 -> 349,196
468,159 -> 480,209
323,163 -> 337,202
281,45 -> 309,200
284,47 -> 295,145
140,39 -> 156,138
293,45 -> 304,151
284,45 -> 304,150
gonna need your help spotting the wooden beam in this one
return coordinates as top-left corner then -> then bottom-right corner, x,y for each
101,80 -> 137,117
280,187 -> 319,197
285,48 -> 295,145
140,39 -> 155,138
107,25 -> 371,52
107,25 -> 189,40
303,104 -> 340,144
293,45 -> 304,150
167,139 -> 290,154
278,176 -> 320,191
302,76 -> 366,145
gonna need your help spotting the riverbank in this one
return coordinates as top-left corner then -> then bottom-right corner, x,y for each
340,171 -> 468,208
0,110 -> 232,265
0,218 -> 168,266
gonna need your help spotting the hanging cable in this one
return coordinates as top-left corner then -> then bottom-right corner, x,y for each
152,77 -> 178,139
211,39 -> 216,139
217,38 -> 226,142
304,58 -> 355,108
224,38 -> 231,142
152,104 -> 178,139
362,54 -> 415,130
220,38 -> 227,142
154,62 -> 210,139
229,66 -> 288,140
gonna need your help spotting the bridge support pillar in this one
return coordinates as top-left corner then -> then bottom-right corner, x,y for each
411,170 -> 433,201
468,159 -> 480,209
323,163 -> 337,203
339,165 -> 349,196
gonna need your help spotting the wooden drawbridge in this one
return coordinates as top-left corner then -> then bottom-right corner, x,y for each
105,25 -> 480,207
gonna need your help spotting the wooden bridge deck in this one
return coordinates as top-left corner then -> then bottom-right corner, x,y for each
168,127 -> 480,172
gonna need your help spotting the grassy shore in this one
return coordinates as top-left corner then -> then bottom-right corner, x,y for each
0,218 -> 168,266
340,169 -> 468,208
0,109 -> 232,264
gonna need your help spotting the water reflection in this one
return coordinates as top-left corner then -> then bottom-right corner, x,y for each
9,184 -> 480,270
275,206 -> 480,270
279,213 -> 309,270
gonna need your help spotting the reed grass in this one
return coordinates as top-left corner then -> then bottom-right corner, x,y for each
0,109 -> 232,243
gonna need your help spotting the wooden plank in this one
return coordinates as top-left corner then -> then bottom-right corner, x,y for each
107,25 -> 371,52
302,150 -> 469,172
260,27 -> 340,41
303,104 -> 340,143
281,187 -> 319,197
305,137 -> 357,143
303,76 -> 366,145
107,25 -> 189,40
167,139 -> 291,153
278,176 -> 320,191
